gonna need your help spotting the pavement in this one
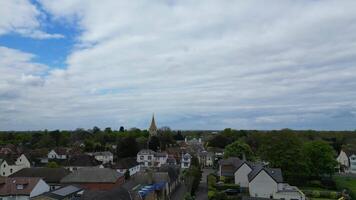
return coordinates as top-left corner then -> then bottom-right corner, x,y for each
195,168 -> 215,200
171,184 -> 187,200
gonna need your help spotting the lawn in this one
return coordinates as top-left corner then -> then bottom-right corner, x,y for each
333,175 -> 356,198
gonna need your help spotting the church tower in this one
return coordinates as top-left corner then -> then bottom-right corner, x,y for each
149,114 -> 158,137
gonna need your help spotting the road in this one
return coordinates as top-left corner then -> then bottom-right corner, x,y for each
195,168 -> 214,200
171,184 -> 187,200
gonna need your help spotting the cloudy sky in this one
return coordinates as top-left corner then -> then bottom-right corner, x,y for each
1,0 -> 356,131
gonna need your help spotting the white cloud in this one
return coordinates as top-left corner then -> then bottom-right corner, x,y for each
2,0 -> 356,130
0,0 -> 64,39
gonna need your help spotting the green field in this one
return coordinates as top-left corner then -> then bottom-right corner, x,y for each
333,175 -> 356,198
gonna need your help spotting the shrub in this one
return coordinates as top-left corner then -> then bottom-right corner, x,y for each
330,191 -> 339,199
311,190 -> 320,198
215,183 -> 240,191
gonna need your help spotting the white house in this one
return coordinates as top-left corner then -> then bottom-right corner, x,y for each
337,149 -> 356,173
0,154 -> 31,177
181,153 -> 192,169
88,151 -> 113,164
0,177 -> 50,199
137,149 -> 168,168
115,157 -> 141,176
48,148 -> 68,160
248,167 -> 305,200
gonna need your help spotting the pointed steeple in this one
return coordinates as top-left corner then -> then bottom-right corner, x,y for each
149,114 -> 158,136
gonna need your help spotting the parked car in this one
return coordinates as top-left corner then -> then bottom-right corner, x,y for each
224,189 -> 240,195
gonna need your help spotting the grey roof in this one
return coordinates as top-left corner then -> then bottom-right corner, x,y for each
52,185 -> 82,196
61,168 -> 123,183
155,152 -> 168,157
9,167 -> 70,183
81,187 -> 131,200
219,157 -> 245,176
182,153 -> 192,160
137,149 -> 155,155
248,166 -> 283,183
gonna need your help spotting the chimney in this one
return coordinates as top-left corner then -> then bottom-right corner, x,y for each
242,153 -> 246,161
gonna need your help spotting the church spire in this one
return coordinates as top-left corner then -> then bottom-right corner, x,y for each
149,114 -> 158,136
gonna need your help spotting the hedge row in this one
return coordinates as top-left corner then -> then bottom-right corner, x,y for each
302,190 -> 341,199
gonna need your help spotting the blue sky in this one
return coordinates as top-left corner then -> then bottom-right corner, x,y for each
1,0 -> 356,131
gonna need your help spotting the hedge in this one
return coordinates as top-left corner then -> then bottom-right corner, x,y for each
215,183 -> 240,191
302,190 -> 341,199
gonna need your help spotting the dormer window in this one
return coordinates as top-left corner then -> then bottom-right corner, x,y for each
16,184 -> 24,190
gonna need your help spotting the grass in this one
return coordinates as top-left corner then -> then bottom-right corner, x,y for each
300,186 -> 334,192
309,198 -> 336,200
333,175 -> 356,198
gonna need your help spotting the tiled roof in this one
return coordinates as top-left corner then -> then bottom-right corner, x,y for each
61,168 -> 123,183
9,167 -> 70,183
0,177 -> 41,196
248,166 -> 283,183
137,149 -> 155,155
40,185 -> 83,199
92,151 -> 113,157
81,187 -> 131,200
66,155 -> 101,167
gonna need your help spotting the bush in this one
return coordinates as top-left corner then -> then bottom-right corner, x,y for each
208,191 -> 227,200
311,190 -> 320,198
330,191 -> 339,199
215,183 -> 240,191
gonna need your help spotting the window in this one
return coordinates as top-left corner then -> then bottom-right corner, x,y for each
2,172 -> 4,176
140,156 -> 144,160
19,159 -> 22,162
10,168 -> 13,173
16,184 -> 24,190
3,164 -> 5,168
148,156 -> 152,160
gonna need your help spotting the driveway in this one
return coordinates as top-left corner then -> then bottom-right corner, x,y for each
195,168 -> 215,200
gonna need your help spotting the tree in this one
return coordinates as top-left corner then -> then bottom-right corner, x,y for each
50,130 -> 61,147
208,135 -> 231,148
174,131 -> 184,141
92,126 -> 101,134
124,170 -> 130,180
224,140 -> 254,160
47,161 -> 59,168
104,127 -> 112,134
259,131 -> 309,185
119,126 -> 125,132
148,136 -> 160,151
303,141 -> 338,178
117,136 -> 139,158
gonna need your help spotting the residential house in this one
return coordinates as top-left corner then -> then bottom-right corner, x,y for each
219,157 -> 305,200
337,149 -> 356,173
248,166 -> 305,200
60,168 -> 125,190
87,151 -> 113,164
137,150 -> 168,168
0,154 -> 31,176
114,157 -> 141,176
62,154 -> 102,171
181,153 -> 192,169
9,167 -> 70,190
48,148 -> 68,160
32,185 -> 83,200
198,151 -> 215,167
0,177 -> 50,199
166,155 -> 177,166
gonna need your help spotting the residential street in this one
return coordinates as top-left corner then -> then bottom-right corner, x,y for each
195,168 -> 214,200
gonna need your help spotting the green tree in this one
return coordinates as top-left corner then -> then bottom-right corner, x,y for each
224,140 -> 254,160
47,161 -> 59,168
148,136 -> 160,151
303,140 -> 338,178
208,135 -> 231,148
104,127 -> 112,134
260,131 -> 309,185
117,136 -> 139,158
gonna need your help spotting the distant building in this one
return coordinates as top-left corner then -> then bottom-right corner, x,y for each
48,148 -> 68,160
87,151 -> 113,164
113,157 -> 140,176
10,167 -> 70,190
198,151 -> 215,167
0,154 -> 31,176
0,177 -> 50,199
148,114 -> 158,137
60,168 -> 125,190
81,187 -> 131,200
137,150 -> 168,168
181,153 -> 192,169
337,149 -> 356,173
62,154 -> 102,171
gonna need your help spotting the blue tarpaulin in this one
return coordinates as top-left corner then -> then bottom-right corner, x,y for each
138,182 -> 166,197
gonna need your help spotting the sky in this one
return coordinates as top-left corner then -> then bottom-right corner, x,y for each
1,0 -> 356,131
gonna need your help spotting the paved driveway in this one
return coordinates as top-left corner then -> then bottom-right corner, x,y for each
195,168 -> 215,200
